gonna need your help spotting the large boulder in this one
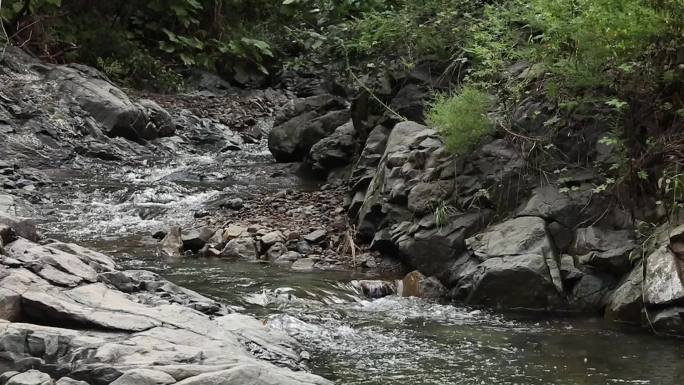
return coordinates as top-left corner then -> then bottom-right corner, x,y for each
220,237 -> 258,260
47,66 -> 164,142
643,246 -> 684,307
268,109 -> 350,162
463,217 -> 563,309
308,121 -> 358,173
604,264 -> 644,325
466,254 -> 561,310
571,226 -> 635,275
5,370 -> 53,385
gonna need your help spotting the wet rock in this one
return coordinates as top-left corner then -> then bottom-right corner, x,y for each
644,246 -> 684,306
222,225 -> 247,241
517,185 -> 605,228
48,66 -> 154,141
569,268 -> 616,311
0,213 -> 38,242
559,254 -> 583,282
0,236 -> 329,383
308,121 -> 358,173
1,373 -> 21,385
274,251 -> 301,265
220,198 -> 244,210
400,271 -> 446,299
181,227 -> 214,252
166,366 -> 328,385
152,230 -> 167,240
467,254 -> 560,309
291,258 -> 315,271
354,280 -> 397,299
220,237 -> 258,260
605,264 -> 644,325
468,217 -> 553,260
266,242 -> 288,260
571,226 -> 635,275
261,231 -> 286,247
55,378 -> 89,385
269,109 -> 351,162
295,240 -> 312,255
303,230 -> 326,243
110,369 -> 175,385
139,99 -> 176,137
5,371 -> 53,385
649,307 -> 684,335
160,227 -> 183,258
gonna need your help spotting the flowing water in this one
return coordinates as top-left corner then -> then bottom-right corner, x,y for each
32,111 -> 684,385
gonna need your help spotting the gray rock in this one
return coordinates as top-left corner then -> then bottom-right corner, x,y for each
308,121 -> 358,173
571,226 -> 635,275
569,269 -> 616,311
181,227 -> 214,252
55,378 -> 89,385
6,370 -> 53,385
274,251 -> 301,265
517,186 -> 605,228
110,369 -> 175,385
295,240 -> 312,255
291,258 -> 315,271
0,236 -> 331,384
467,254 -> 560,310
269,109 -> 351,162
5,238 -> 98,284
171,365 -> 329,385
353,280 -> 397,299
400,271 -> 446,299
0,213 -> 38,242
644,246 -> 684,306
266,242 -> 288,260
467,216 -> 553,260
47,66 -> 154,141
407,181 -> 453,216
649,307 -> 684,335
303,230 -> 326,243
138,99 -> 175,137
220,237 -> 257,260
160,227 -> 184,258
261,231 -> 285,247
605,264 -> 644,325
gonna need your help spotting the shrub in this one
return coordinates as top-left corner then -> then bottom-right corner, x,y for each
427,86 -> 495,154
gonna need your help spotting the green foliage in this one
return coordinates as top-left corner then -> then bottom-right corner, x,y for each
526,0 -> 666,90
433,200 -> 458,231
427,87 -> 495,155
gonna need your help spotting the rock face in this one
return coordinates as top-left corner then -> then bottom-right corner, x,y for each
47,66 -> 171,142
0,221 -> 331,384
343,116 -> 684,334
268,94 -> 350,162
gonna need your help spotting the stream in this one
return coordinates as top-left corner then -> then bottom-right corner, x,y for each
29,98 -> 684,385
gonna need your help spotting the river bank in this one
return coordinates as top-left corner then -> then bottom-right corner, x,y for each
1,45 -> 684,385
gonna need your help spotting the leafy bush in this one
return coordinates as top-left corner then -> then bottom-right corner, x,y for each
427,87 -> 495,155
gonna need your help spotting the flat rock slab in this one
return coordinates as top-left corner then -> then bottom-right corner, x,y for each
303,230 -> 326,243
0,233 -> 331,385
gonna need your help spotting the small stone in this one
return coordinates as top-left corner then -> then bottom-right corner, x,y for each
261,231 -> 285,247
222,225 -> 247,241
303,229 -> 326,243
275,251 -> 301,264
220,237 -> 258,260
295,240 -> 312,255
266,242 -> 288,260
6,370 -> 53,385
286,231 -> 300,241
291,258 -> 315,271
221,198 -> 244,210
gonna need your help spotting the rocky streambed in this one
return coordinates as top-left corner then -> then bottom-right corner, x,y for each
1,46 -> 684,385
